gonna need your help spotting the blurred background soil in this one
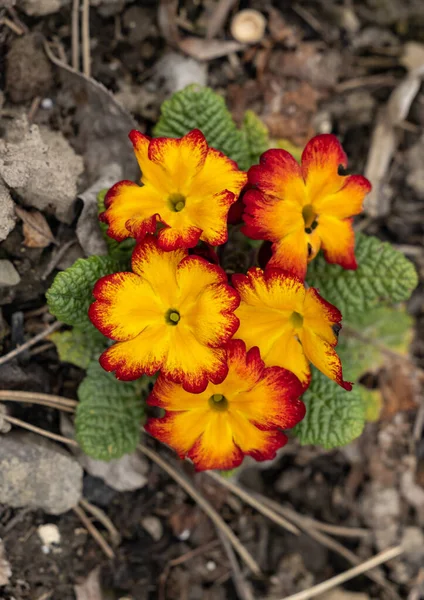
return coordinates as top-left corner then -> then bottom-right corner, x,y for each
1,1 -> 424,599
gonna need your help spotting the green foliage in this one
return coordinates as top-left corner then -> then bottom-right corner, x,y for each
306,233 -> 418,322
50,326 -> 108,369
294,369 -> 366,449
97,189 -> 136,261
75,361 -> 151,460
46,255 -> 123,330
154,84 -> 267,170
240,110 -> 270,167
337,306 -> 414,381
360,387 -> 382,422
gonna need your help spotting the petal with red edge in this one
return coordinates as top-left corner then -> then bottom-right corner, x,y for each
148,375 -> 211,411
186,190 -> 235,246
188,413 -> 244,471
300,327 -> 352,391
148,130 -> 208,194
131,237 -> 186,307
318,216 -> 357,269
303,287 -> 341,346
248,149 -> 305,203
313,174 -> 371,219
145,409 -> 209,458
267,227 -> 309,278
129,130 -> 171,194
261,325 -> 311,389
99,324 -> 169,380
189,147 -> 247,199
89,272 -> 163,340
163,327 -> 228,393
157,223 -> 202,251
103,181 -> 161,242
302,134 -> 347,203
227,414 -> 289,462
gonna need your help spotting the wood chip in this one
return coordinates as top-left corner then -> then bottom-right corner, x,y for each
15,205 -> 55,248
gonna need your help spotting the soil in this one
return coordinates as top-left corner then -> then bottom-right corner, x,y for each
1,1 -> 424,599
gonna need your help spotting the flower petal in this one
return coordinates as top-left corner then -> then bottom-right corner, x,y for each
186,190 -> 236,246
300,327 -> 352,391
242,189 -> 304,242
302,134 -> 347,203
145,410 -> 209,458
187,413 -> 244,471
157,223 -> 202,251
261,324 -> 311,388
177,257 -> 240,347
318,215 -> 357,269
226,414 -> 289,462
129,130 -> 172,195
189,147 -> 247,200
148,129 -> 208,194
148,375 -> 211,411
164,328 -> 228,393
303,287 -> 341,346
102,181 -> 161,242
313,174 -> 371,219
99,325 -> 169,380
131,236 -> 187,307
267,227 -> 309,278
89,272 -> 163,340
248,149 -> 305,203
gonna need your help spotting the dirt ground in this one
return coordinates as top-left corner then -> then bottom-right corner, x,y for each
1,0 -> 424,599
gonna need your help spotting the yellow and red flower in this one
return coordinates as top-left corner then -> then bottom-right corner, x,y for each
233,268 -> 352,391
145,339 -> 305,471
101,129 -> 247,250
89,236 -> 240,393
242,134 -> 371,279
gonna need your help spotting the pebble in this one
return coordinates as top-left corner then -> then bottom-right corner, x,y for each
37,523 -> 61,554
141,516 -> 163,542
0,260 -> 20,287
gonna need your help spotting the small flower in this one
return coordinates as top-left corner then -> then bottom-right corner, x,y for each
233,268 -> 352,390
242,134 -> 371,279
145,339 -> 305,471
102,129 -> 247,250
89,236 -> 240,393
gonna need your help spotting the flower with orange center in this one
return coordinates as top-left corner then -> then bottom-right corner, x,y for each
88,236 -> 240,393
242,134 -> 371,279
101,129 -> 247,250
232,267 -> 352,391
145,339 -> 305,471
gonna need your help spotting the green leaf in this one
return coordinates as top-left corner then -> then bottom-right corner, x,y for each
97,189 -> 136,261
240,110 -> 269,166
293,368 -> 365,449
75,361 -> 151,460
154,85 -> 251,169
337,305 -> 414,381
306,233 -> 418,321
360,387 -> 382,422
46,255 -> 123,329
50,326 -> 108,369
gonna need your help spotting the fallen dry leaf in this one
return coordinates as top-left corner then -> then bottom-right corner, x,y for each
379,359 -> 419,419
15,205 -> 55,248
74,567 -> 104,600
179,37 -> 245,61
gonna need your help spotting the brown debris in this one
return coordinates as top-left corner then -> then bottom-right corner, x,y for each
6,33 -> 53,103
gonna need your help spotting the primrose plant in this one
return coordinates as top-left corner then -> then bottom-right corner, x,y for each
47,85 -> 418,469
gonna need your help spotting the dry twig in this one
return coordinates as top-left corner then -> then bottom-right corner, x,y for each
0,390 -> 77,411
207,471 -> 300,536
73,504 -> 114,559
138,443 -> 261,575
72,0 -> 80,71
81,0 -> 90,77
2,414 -> 79,446
80,497 -> 121,546
0,321 -> 62,367
277,545 -> 403,600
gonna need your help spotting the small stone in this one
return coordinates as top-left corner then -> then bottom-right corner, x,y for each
141,516 -> 163,542
0,539 -> 12,586
6,33 -> 53,103
17,0 -> 68,16
154,52 -> 207,95
0,260 -> 20,287
37,523 -> 61,553
0,431 -> 83,514
0,182 -> 16,242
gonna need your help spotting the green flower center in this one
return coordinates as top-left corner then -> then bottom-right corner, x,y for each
165,308 -> 181,325
302,204 -> 318,234
208,394 -> 229,412
168,193 -> 186,212
290,311 -> 304,329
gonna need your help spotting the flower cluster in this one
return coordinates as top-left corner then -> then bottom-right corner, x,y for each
90,129 -> 371,471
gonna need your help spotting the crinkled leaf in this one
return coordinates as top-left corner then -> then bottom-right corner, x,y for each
338,306 -> 414,381
154,84 -> 251,169
76,361 -> 151,461
46,255 -> 123,329
240,110 -> 269,167
293,368 -> 365,449
50,326 -> 108,369
97,189 -> 136,261
306,233 -> 418,322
